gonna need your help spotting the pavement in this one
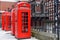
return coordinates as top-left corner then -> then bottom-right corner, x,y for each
0,28 -> 38,40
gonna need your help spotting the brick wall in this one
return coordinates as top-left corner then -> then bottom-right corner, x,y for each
0,1 -> 16,27
0,1 -> 16,11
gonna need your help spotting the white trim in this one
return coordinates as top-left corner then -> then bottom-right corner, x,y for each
0,11 -> 5,13
0,0 -> 17,2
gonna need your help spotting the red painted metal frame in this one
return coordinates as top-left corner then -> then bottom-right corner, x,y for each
11,8 -> 16,35
2,11 -> 11,31
15,2 -> 31,39
5,11 -> 11,31
2,12 -> 5,30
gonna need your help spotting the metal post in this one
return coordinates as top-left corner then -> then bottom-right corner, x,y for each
54,0 -> 59,40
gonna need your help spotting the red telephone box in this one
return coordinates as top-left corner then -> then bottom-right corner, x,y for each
2,11 -> 5,30
4,11 -> 11,31
15,2 -> 31,39
11,8 -> 16,35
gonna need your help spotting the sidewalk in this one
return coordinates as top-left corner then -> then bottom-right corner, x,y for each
0,28 -> 38,40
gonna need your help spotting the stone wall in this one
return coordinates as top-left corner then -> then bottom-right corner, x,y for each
32,29 -> 57,40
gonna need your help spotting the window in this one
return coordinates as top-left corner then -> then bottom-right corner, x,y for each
22,12 -> 28,32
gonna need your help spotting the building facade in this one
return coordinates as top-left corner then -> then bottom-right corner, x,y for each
31,0 -> 60,33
